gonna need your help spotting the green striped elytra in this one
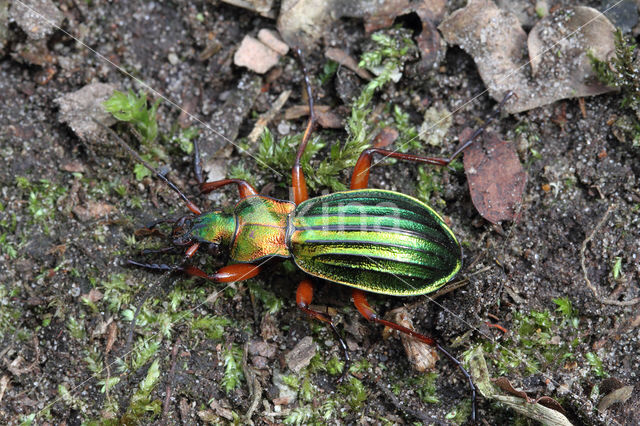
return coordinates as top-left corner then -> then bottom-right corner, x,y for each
117,49 -> 513,423
183,189 -> 461,296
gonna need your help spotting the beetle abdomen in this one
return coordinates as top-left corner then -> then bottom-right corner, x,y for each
289,190 -> 462,295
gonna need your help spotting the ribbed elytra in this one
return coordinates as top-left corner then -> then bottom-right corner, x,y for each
288,189 -> 462,295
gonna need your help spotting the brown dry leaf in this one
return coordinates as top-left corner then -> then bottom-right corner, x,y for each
386,307 -> 439,372
493,377 -> 533,402
462,129 -> 527,224
284,104 -> 343,129
439,1 -> 616,113
536,396 -> 567,415
55,83 -> 117,142
105,321 -> 118,354
494,377 -> 567,415
325,48 -> 373,80
372,127 -> 399,148
81,288 -> 103,303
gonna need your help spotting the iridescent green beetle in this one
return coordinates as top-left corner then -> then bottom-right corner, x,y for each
115,54 -> 513,423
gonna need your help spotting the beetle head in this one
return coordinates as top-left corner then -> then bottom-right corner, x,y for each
171,214 -> 196,246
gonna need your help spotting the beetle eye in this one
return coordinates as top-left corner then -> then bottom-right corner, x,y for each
207,243 -> 220,255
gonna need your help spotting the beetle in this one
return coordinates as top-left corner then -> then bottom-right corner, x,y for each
105,52 -> 513,423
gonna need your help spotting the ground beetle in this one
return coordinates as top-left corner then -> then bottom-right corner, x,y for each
107,50 -> 513,423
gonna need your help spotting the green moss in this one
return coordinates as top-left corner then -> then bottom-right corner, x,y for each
589,28 -> 640,146
190,314 -> 231,340
248,281 -> 283,314
221,344 -> 244,392
479,301 -> 580,376
14,177 -> 68,234
123,358 -> 162,419
103,90 -> 160,144
325,355 -> 345,377
338,377 -> 368,411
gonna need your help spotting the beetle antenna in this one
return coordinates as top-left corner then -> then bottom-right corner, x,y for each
446,91 -> 515,162
93,118 -> 202,215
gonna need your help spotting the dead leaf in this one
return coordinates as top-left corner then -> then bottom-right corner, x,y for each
81,288 -> 104,303
260,312 -> 280,341
439,1 -> 617,113
106,321 -> 118,354
55,83 -> 117,141
207,398 -> 234,421
386,307 -> 439,372
284,104 -> 343,129
372,127 -> 399,148
462,129 -> 527,224
494,377 -> 532,401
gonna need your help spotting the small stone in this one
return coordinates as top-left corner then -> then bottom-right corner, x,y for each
61,160 -> 86,173
72,201 -> 115,222
272,371 -> 297,405
234,35 -> 280,74
277,121 -> 290,135
168,52 -> 179,65
248,340 -> 277,358
257,29 -> 289,55
251,355 -> 269,369
10,0 -> 63,40
285,336 -> 316,373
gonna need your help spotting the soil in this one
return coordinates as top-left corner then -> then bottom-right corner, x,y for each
0,1 -> 638,425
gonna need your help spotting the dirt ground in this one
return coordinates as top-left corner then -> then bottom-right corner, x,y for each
0,0 -> 638,425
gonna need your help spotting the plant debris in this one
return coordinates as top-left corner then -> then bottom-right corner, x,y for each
462,128 -> 527,224
439,1 -> 617,112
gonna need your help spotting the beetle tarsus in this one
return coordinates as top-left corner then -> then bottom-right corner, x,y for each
127,259 -> 184,272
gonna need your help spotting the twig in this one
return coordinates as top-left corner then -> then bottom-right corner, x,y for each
243,342 -> 262,424
580,204 -> 616,298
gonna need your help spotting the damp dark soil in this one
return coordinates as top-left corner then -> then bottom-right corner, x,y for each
0,1 -> 638,425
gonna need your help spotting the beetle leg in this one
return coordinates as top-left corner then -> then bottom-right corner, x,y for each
184,264 -> 261,282
199,179 -> 258,199
128,261 -> 261,282
352,289 -> 477,422
350,91 -> 514,190
192,134 -> 258,199
296,278 -> 350,382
